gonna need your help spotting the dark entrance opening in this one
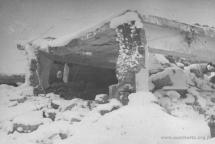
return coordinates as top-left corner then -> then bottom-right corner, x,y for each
47,61 -> 118,100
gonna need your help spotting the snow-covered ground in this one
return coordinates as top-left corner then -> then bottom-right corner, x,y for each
0,85 -> 215,144
0,84 -> 123,144
1,56 -> 215,144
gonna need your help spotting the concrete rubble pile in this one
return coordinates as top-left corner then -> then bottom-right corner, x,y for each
1,55 -> 215,143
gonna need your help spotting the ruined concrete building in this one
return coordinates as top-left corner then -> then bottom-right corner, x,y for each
17,10 -> 215,100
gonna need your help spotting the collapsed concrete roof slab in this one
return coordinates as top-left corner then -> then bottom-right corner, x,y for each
18,10 -> 146,70
18,9 -> 215,66
18,10 -> 148,92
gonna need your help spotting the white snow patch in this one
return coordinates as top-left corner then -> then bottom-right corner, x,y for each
128,91 -> 157,105
154,54 -> 170,64
166,91 -> 181,102
0,101 -> 41,122
110,11 -> 143,28
171,103 -> 204,120
13,111 -> 43,126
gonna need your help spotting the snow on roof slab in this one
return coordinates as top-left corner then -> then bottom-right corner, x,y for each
47,10 -> 215,49
17,10 -> 142,58
19,9 -> 215,51
17,10 -> 215,64
48,10 -> 143,48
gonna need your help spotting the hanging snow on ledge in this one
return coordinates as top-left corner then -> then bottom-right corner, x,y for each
110,11 -> 143,29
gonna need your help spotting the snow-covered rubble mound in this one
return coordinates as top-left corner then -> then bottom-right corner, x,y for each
150,67 -> 187,91
58,92 -> 211,144
0,84 -> 123,144
147,59 -> 215,121
0,78 -> 215,144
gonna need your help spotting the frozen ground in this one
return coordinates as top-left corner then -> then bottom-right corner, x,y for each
0,84 -> 215,144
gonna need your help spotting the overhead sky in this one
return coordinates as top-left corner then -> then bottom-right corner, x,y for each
0,0 -> 215,74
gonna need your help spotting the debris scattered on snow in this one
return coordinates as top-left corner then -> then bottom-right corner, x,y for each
95,94 -> 109,104
95,99 -> 122,115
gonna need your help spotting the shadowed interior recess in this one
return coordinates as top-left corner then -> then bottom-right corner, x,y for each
47,61 -> 118,100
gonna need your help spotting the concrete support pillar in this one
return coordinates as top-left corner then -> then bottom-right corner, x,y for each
24,45 -> 39,87
25,58 -> 39,87
135,46 -> 149,92
109,14 -> 147,101
37,53 -> 53,89
63,63 -> 69,83
135,68 -> 148,91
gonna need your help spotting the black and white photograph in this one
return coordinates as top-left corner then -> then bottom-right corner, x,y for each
0,0 -> 215,143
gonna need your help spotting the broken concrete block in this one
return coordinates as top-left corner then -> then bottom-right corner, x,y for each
86,100 -> 97,110
151,75 -> 172,90
183,94 -> 196,104
51,100 -> 60,109
166,91 -> 181,102
95,94 -> 109,104
150,67 -> 187,91
153,90 -> 164,99
211,97 -> 215,103
43,109 -> 57,121
9,97 -> 27,105
95,99 -> 122,115
149,81 -> 155,91
109,83 -> 135,105
55,111 -> 82,123
28,121 -> 72,143
12,111 -> 43,133
61,98 -> 88,111
159,97 -> 172,108
176,62 -> 185,69
210,75 -> 215,84
13,123 -> 41,133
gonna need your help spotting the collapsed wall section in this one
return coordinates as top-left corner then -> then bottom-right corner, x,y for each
109,11 -> 148,101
